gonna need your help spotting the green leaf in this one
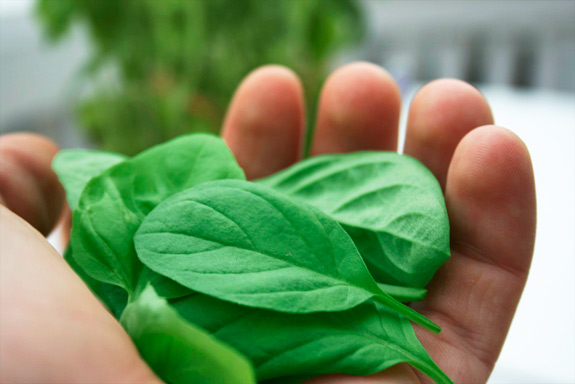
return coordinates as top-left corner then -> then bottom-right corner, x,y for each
121,286 -> 256,384
71,133 -> 245,294
65,244 -> 184,318
259,152 -> 450,288
171,292 -> 452,384
52,149 -> 127,211
64,246 -> 128,318
135,180 -> 439,332
54,149 -> 132,316
136,265 -> 191,300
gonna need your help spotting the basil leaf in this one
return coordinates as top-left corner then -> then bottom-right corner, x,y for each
54,149 -> 133,316
258,152 -> 450,288
121,286 -> 256,384
136,265 -> 191,299
66,245 -> 187,318
71,133 -> 245,294
64,246 -> 128,318
135,180 -> 439,332
52,149 -> 127,211
170,293 -> 452,384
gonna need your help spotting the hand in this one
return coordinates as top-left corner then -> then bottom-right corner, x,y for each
0,134 -> 161,383
0,62 -> 536,384
222,63 -> 536,384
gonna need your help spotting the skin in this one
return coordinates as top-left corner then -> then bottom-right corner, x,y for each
0,62 -> 536,384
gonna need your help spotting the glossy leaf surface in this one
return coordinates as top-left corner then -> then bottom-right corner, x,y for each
259,152 -> 450,288
171,292 -> 452,384
71,134 -> 245,293
52,149 -> 127,211
135,180 -> 438,332
121,286 -> 255,384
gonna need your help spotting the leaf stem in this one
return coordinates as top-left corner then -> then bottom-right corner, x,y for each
376,283 -> 427,302
375,294 -> 441,334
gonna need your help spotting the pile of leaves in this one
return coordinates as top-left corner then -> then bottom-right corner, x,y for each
36,0 -> 363,155
53,133 -> 452,384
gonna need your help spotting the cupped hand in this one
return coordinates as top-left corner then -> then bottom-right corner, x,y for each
0,62 -> 536,384
222,63 -> 536,384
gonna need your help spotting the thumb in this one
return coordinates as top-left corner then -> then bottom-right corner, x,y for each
0,206 -> 161,383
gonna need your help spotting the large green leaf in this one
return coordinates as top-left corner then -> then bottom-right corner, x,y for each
52,149 -> 127,211
170,292 -> 452,384
259,152 -> 450,288
134,180 -> 438,332
70,133 -> 245,294
121,286 -> 256,384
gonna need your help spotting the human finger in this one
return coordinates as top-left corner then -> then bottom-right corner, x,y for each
0,133 -> 65,236
411,126 -> 536,383
404,79 -> 493,189
304,363 -> 420,383
311,62 -> 401,155
0,207 -> 161,383
221,65 -> 305,180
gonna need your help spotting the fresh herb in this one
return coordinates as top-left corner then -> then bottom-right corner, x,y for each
258,152 -> 450,288
170,291 -> 451,384
121,286 -> 256,384
52,149 -> 127,211
135,179 -> 438,332
70,133 -> 244,294
53,133 -> 452,383
54,149 -> 131,316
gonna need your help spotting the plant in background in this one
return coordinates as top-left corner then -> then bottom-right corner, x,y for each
36,0 -> 364,155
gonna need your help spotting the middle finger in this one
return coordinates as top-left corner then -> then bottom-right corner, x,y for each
311,62 -> 401,156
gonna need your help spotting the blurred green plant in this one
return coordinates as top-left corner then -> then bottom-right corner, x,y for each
36,0 -> 364,155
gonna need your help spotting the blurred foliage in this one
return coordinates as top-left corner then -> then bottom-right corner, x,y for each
36,0 -> 364,155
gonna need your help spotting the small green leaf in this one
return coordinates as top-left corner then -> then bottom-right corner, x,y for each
121,286 -> 256,384
66,245 -> 186,318
64,246 -> 128,318
259,152 -> 450,288
171,292 -> 452,384
52,149 -> 127,211
54,150 -> 132,316
135,180 -> 439,332
71,133 -> 245,293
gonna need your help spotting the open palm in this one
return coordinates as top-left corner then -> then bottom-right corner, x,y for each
0,63 -> 535,384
